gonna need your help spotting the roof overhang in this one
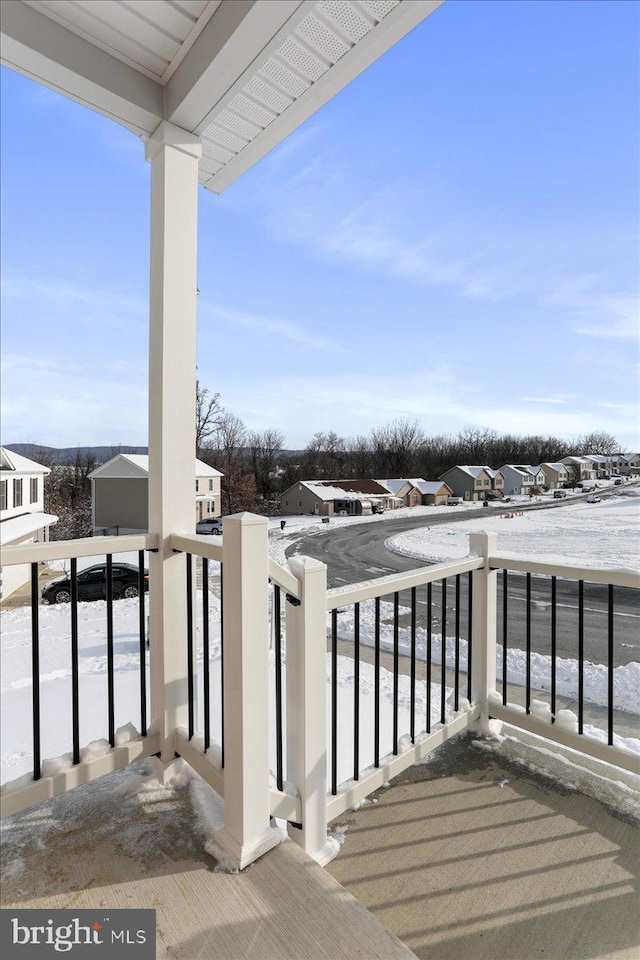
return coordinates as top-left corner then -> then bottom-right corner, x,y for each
1,0 -> 443,193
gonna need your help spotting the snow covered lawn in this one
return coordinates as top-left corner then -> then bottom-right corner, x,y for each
385,489 -> 640,570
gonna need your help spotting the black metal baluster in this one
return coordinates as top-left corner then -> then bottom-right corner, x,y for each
374,597 -> 380,767
441,578 -> 447,725
410,587 -> 416,744
551,576 -> 557,723
467,571 -> 473,702
31,563 -> 41,780
220,564 -> 224,769
578,579 -> 584,735
426,582 -> 432,734
331,608 -> 338,795
608,584 -> 614,746
70,558 -> 80,764
274,586 -> 283,791
393,592 -> 399,754
525,572 -> 531,715
454,575 -> 461,711
202,557 -> 210,752
502,569 -> 508,705
106,554 -> 115,747
353,602 -> 360,781
186,553 -> 194,741
138,550 -> 147,737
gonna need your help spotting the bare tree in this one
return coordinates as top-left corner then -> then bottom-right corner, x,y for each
249,428 -> 285,504
201,411 -> 249,513
196,384 -> 223,453
578,431 -> 621,455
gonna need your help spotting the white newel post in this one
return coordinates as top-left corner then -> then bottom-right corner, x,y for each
145,122 -> 201,769
216,513 -> 281,869
286,556 -> 336,865
469,532 -> 498,733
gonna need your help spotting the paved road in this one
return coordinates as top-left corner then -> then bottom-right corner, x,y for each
286,495 -> 640,668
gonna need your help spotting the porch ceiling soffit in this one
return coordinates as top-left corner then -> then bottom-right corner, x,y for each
1,0 -> 442,193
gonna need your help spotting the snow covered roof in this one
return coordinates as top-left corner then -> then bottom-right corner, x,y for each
538,462 -> 567,472
417,481 -> 452,494
0,446 -> 51,475
376,479 -> 407,496
455,465 -> 493,479
89,454 -> 222,479
0,512 -> 58,547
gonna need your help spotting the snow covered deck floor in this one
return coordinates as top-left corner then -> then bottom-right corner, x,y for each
327,735 -> 640,960
0,759 -> 415,960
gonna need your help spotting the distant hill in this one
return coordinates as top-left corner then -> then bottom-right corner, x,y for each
4,444 -> 148,465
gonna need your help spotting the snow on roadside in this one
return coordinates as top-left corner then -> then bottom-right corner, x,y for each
385,492 -> 640,570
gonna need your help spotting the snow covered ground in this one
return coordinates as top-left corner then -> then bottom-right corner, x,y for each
385,489 -> 640,570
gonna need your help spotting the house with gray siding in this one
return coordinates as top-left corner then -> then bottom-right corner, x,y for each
90,454 -> 222,534
499,465 -> 545,496
438,466 -> 501,501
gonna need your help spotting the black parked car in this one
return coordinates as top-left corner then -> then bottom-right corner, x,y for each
42,563 -> 149,604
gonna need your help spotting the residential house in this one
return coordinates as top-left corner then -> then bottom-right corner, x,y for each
90,454 -> 222,534
378,478 -> 453,506
438,466 -> 501,501
0,446 -> 58,601
561,456 -> 597,482
500,465 -> 545,497
536,462 -> 569,490
626,453 -> 640,476
280,480 -> 400,517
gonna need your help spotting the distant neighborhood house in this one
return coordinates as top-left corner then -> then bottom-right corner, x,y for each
0,446 -> 58,601
438,465 -> 504,501
89,454 -> 222,535
500,465 -> 545,497
377,479 -> 453,506
536,462 -> 569,490
279,480 -> 400,517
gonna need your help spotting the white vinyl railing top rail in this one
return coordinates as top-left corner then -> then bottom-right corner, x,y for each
169,532 -> 223,563
326,555 -> 484,609
489,555 -> 640,589
1,533 -> 159,566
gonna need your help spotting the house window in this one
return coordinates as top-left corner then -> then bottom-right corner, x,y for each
285,500 -> 288,506
13,478 -> 23,507
30,477 -> 38,503
196,479 -> 199,492
0,480 -> 6,511
209,479 -> 213,491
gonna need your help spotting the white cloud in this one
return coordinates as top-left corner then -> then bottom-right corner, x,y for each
519,393 -> 575,405
199,303 -> 337,352
571,294 -> 640,340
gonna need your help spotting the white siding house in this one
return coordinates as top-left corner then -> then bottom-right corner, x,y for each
0,447 -> 58,601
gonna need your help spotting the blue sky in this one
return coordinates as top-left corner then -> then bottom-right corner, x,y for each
1,0 -> 639,451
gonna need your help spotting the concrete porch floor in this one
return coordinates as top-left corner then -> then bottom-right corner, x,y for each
1,738 -> 638,960
326,736 -> 640,960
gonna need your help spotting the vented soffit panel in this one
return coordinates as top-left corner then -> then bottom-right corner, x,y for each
1,0 -> 443,193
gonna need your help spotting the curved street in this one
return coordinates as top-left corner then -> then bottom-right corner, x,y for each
285,496 -> 640,668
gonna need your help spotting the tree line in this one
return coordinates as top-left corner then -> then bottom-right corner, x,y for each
28,384 -> 621,539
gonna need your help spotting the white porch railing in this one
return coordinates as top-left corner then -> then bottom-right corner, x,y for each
1,521 -> 639,870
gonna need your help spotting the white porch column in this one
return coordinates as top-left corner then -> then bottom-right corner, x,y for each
469,532 -> 498,733
216,513 -> 281,869
286,556 -> 335,865
145,121 -> 201,766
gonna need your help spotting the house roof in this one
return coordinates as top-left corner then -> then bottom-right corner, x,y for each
417,481 -> 452,495
2,1 -> 442,195
376,479 -> 407,495
538,462 -> 567,472
0,511 -> 58,546
314,479 -> 390,496
89,453 -> 222,479
0,446 -> 51,475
